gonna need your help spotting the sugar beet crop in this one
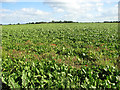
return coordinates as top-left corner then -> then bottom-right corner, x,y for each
1,23 -> 120,89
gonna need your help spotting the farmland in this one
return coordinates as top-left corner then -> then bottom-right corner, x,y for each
1,23 -> 120,89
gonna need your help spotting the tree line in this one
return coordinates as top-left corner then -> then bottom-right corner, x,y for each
1,20 -> 120,25
104,21 -> 120,23
26,20 -> 78,24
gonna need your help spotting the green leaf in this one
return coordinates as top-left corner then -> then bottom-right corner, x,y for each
22,70 -> 29,88
8,76 -> 20,88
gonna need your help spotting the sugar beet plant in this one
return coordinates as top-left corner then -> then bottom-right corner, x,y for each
2,23 -> 120,89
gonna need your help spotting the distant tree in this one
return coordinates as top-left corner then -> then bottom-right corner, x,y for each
52,20 -> 55,23
17,23 -> 20,25
104,21 -> 119,23
31,22 -> 34,24
59,20 -> 62,23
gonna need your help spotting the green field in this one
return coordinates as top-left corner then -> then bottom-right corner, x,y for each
1,23 -> 120,88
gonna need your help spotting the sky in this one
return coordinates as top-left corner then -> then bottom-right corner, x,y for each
0,0 -> 119,24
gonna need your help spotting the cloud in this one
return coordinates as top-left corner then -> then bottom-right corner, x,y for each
53,7 -> 64,13
1,0 -> 18,2
1,8 -> 51,24
0,9 -> 11,12
44,0 -> 119,3
2,0 -> 119,2
44,0 -> 118,21
20,8 -> 49,15
1,0 -> 44,2
118,2 -> 120,21
1,1 -> 118,24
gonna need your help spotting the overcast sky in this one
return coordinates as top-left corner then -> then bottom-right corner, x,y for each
0,0 -> 119,24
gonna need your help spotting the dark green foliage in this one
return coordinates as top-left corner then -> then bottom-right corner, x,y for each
2,59 -> 120,89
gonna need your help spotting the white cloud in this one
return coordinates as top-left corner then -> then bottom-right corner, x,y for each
20,8 -> 49,15
1,0 -> 118,24
53,7 -> 64,13
1,8 -> 51,24
0,9 -> 11,12
1,0 -> 18,2
44,0 -> 119,3
1,0 -> 44,2
44,0 -> 118,21
1,0 -> 119,2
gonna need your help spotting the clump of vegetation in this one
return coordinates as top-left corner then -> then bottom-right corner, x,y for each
2,23 -> 120,89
